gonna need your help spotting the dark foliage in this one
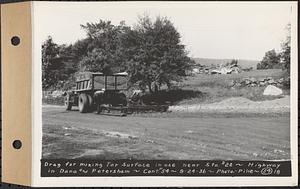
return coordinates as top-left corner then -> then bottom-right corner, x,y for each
257,49 -> 281,70
42,36 -> 61,89
280,23 -> 291,72
257,24 -> 291,72
42,15 -> 194,92
120,15 -> 194,92
139,89 -> 204,105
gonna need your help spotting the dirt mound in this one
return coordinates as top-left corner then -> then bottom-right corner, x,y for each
169,96 -> 290,113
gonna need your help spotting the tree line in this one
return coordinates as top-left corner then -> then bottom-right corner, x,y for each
257,24 -> 291,71
42,15 -> 194,92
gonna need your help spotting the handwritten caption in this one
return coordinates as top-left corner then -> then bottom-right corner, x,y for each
41,160 -> 291,177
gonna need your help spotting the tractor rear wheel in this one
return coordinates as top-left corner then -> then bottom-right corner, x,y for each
78,93 -> 89,113
64,95 -> 72,111
87,94 -> 94,112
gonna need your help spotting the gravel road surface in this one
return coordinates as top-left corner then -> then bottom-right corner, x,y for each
43,106 -> 290,160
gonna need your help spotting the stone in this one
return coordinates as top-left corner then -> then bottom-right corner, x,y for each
259,81 -> 266,86
249,77 -> 257,82
268,79 -> 275,84
245,80 -> 251,85
229,80 -> 236,87
235,82 -> 242,87
263,85 -> 283,96
278,78 -> 284,83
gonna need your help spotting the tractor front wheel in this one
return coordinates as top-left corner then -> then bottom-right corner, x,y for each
119,93 -> 127,106
78,93 -> 89,113
96,104 -> 103,114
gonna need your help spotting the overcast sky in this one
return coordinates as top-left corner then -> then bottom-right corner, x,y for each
34,1 -> 295,60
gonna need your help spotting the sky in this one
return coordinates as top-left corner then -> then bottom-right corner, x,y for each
34,1 -> 295,61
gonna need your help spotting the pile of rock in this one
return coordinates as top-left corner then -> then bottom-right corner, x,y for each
231,77 -> 290,88
210,63 -> 242,75
198,67 -> 213,74
192,64 -> 243,75
192,65 -> 217,74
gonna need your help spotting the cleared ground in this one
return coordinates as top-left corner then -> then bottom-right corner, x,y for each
42,106 -> 290,160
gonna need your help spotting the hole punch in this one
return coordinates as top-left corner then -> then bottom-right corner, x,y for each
11,36 -> 20,46
12,140 -> 22,149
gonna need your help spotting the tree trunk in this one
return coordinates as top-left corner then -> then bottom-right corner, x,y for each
166,81 -> 171,90
154,83 -> 158,93
148,82 -> 153,93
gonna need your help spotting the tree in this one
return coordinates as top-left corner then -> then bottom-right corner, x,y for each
58,44 -> 78,76
280,23 -> 291,72
79,20 -> 130,74
42,36 -> 61,89
256,62 -> 262,70
258,49 -> 280,69
80,48 -> 117,74
121,15 -> 194,92
42,37 -> 81,90
71,38 -> 90,65
42,16 -> 194,92
225,59 -> 238,67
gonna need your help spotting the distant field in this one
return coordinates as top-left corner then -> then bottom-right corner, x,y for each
193,58 -> 260,69
184,69 -> 285,87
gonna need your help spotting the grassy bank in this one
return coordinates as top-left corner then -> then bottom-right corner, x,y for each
179,69 -> 289,104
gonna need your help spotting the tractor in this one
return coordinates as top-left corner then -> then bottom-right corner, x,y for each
64,71 -> 169,116
64,72 -> 128,114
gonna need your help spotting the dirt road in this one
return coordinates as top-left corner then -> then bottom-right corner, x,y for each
42,106 -> 290,160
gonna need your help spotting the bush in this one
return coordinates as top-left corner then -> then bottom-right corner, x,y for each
42,96 -> 65,106
138,89 -> 205,105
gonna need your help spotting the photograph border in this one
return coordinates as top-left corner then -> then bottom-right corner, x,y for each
33,1 -> 298,187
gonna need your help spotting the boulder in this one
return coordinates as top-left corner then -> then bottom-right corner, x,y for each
263,85 -> 283,96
